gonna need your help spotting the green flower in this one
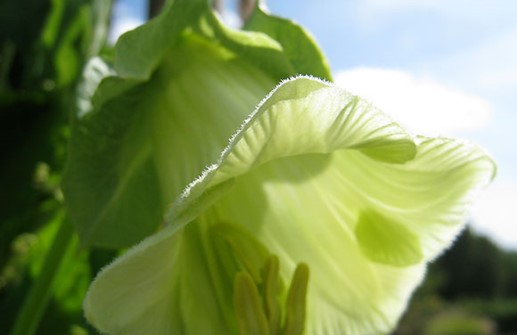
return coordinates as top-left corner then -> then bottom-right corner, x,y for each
63,1 -> 495,334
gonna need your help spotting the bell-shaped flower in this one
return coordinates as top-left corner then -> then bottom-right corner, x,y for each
81,75 -> 494,334
63,1 -> 495,334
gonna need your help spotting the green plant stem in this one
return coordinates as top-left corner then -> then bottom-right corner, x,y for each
10,218 -> 75,335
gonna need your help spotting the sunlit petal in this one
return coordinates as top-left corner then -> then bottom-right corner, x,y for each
84,77 -> 494,334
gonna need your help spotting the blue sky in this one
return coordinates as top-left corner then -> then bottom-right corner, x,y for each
111,0 -> 517,249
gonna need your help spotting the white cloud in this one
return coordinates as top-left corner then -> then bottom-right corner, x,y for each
109,17 -> 144,44
335,68 -> 492,136
470,180 -> 517,250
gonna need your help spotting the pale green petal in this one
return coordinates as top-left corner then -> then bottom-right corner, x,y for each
84,221 -> 251,334
84,77 -> 495,334
170,77 -> 494,333
168,76 -> 416,225
83,227 -> 181,335
207,139 -> 493,334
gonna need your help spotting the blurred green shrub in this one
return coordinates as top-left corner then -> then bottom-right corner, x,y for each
424,311 -> 495,335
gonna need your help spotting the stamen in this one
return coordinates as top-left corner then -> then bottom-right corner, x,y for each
215,223 -> 310,334
263,255 -> 281,335
213,223 -> 269,282
232,255 -> 310,335
283,263 -> 309,335
234,272 -> 269,335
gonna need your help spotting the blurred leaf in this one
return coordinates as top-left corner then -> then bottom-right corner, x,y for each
41,0 -> 66,48
0,0 -> 51,92
0,0 -> 112,257
424,311 -> 494,335
435,228 -> 504,299
0,99 -> 66,270
0,0 -> 111,333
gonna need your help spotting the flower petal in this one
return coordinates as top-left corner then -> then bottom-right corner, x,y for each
84,77 -> 495,334
83,226 -> 182,334
84,221 -> 252,334
167,77 -> 494,333
206,137 -> 493,333
168,76 -> 417,225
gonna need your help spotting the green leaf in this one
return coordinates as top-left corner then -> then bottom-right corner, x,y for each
112,1 -> 296,82
112,1 -> 206,80
193,10 -> 295,81
244,0 -> 332,81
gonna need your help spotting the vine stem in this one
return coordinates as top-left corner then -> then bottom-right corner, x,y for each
10,217 -> 75,335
